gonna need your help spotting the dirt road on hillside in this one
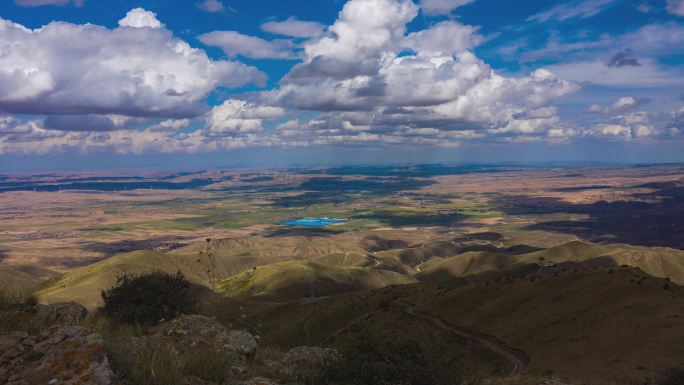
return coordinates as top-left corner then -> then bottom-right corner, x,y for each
395,299 -> 529,376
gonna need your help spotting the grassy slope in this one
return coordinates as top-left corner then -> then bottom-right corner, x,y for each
375,240 -> 463,265
0,265 -> 49,295
35,250 -> 207,308
34,248 -> 319,308
170,230 -> 424,261
409,268 -> 684,384
33,234 -> 370,308
218,260 -> 415,301
418,240 -> 684,284
33,231 -> 422,308
243,267 -> 684,385
313,252 -> 372,267
372,240 -> 492,275
34,233 -> 684,309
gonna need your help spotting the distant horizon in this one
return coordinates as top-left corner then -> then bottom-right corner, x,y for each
4,141 -> 684,171
2,159 -> 683,175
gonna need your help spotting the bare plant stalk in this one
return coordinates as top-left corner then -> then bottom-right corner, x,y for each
197,238 -> 217,289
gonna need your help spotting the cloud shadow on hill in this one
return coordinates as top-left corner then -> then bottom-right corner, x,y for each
79,236 -> 196,257
492,181 -> 684,250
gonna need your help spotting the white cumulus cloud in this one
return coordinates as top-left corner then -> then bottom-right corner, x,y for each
403,21 -> 482,57
0,10 -> 265,118
118,8 -> 163,29
587,96 -> 649,114
271,0 -> 578,146
199,31 -> 297,60
2,0 -> 616,154
261,17 -> 325,38
304,0 -> 419,62
206,99 -> 285,133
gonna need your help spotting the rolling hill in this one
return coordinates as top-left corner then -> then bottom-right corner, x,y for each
313,252 -> 373,267
218,260 -> 415,301
0,265 -> 54,295
32,231 -> 423,308
30,230 -> 431,307
31,244 -> 300,308
417,240 -> 684,285
33,234 -> 684,310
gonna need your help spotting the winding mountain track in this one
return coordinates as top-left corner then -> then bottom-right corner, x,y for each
367,255 -> 381,268
394,299 -> 529,376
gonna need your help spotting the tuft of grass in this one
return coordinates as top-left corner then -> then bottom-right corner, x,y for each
131,343 -> 186,385
124,343 -> 239,385
248,345 -> 286,379
85,316 -> 148,383
0,290 -> 24,311
97,318 -> 239,385
183,345 -> 235,382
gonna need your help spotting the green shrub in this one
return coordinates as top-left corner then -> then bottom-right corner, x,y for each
100,271 -> 196,325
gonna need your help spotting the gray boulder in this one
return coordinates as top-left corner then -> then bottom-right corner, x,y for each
0,326 -> 113,385
154,314 -> 257,356
227,329 -> 258,356
125,313 -> 259,379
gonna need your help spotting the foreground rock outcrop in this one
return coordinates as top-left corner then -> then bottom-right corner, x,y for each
150,314 -> 257,358
0,326 -> 114,385
125,314 -> 259,383
1,307 -> 342,385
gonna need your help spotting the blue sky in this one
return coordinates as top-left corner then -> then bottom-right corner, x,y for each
1,0 -> 684,170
